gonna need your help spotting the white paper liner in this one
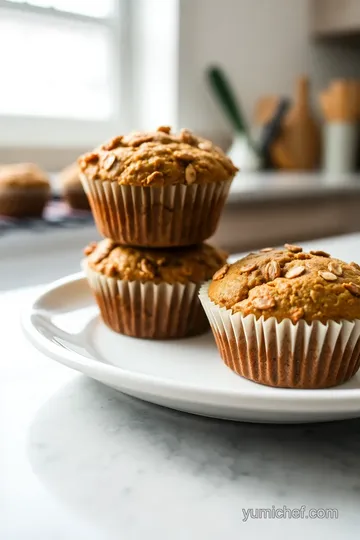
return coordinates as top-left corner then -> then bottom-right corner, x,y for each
80,175 -> 232,247
199,281 -> 360,388
84,262 -> 209,339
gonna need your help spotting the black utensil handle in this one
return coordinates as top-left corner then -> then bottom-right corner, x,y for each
258,98 -> 290,156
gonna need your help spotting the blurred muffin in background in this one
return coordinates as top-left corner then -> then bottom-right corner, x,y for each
60,162 -> 90,211
0,163 -> 50,218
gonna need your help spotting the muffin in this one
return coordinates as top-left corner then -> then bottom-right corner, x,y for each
60,162 -> 90,211
199,244 -> 360,389
0,163 -> 50,218
78,126 -> 237,247
83,239 -> 227,339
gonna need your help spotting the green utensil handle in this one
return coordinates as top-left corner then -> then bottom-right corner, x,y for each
207,66 -> 249,137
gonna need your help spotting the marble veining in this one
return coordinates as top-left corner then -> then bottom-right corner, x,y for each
26,377 -> 360,539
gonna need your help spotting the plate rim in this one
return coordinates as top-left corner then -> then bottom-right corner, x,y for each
21,272 -> 360,407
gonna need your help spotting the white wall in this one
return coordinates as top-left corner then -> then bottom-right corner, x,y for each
177,0 -> 360,141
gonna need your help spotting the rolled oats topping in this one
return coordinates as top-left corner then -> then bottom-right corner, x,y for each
253,296 -> 276,310
78,127 -> 237,187
328,262 -> 343,276
185,164 -> 197,185
284,243 -> 302,253
285,266 -> 305,279
264,260 -> 281,281
180,128 -> 197,145
83,242 -> 97,256
318,271 -> 337,282
344,282 -> 360,297
157,126 -> 171,134
85,240 -> 227,284
140,259 -> 155,278
310,250 -> 330,257
88,239 -> 115,264
350,262 -> 360,272
208,245 -> 360,323
198,141 -> 213,151
102,153 -> 116,171
146,171 -> 163,186
239,263 -> 258,273
213,264 -> 230,281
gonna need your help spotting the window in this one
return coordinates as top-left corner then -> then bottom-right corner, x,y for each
0,0 -> 127,147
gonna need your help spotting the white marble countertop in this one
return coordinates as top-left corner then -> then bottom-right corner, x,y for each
3,233 -> 360,539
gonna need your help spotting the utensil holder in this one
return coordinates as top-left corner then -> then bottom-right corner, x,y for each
323,122 -> 358,174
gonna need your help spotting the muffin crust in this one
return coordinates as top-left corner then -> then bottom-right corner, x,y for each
78,126 -> 238,187
60,162 -> 90,211
60,162 -> 81,188
85,240 -> 227,284
208,245 -> 360,323
0,163 -> 50,189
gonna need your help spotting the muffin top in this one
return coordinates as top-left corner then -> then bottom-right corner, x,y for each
60,162 -> 81,189
78,126 -> 238,187
85,239 -> 227,284
0,163 -> 50,189
208,244 -> 360,323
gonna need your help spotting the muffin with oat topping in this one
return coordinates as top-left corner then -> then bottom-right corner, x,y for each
78,126 -> 237,247
0,163 -> 50,218
200,244 -> 360,388
83,239 -> 227,339
60,162 -> 90,211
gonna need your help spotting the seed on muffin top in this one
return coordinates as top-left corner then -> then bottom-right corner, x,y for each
78,126 -> 238,187
208,244 -> 360,323
85,239 -> 227,284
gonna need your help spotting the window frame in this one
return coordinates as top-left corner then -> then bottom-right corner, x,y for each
0,0 -> 132,149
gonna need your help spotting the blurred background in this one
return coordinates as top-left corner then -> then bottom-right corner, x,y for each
3,0 -> 360,287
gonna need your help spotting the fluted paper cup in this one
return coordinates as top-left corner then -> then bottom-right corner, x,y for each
199,282 -> 360,389
80,175 -> 232,247
84,262 -> 209,339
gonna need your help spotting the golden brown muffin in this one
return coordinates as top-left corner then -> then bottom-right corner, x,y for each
60,163 -> 90,211
0,163 -> 50,218
83,240 -> 227,339
209,245 -> 360,323
78,126 -> 237,186
78,126 -> 237,247
85,239 -> 227,284
201,244 -> 360,389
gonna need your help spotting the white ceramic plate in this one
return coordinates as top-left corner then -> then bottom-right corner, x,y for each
22,272 -> 360,423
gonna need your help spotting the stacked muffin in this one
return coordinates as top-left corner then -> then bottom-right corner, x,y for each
79,126 -> 238,339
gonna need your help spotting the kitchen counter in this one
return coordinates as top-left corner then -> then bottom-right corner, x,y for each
215,172 -> 360,252
229,172 -> 360,203
2,232 -> 360,539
